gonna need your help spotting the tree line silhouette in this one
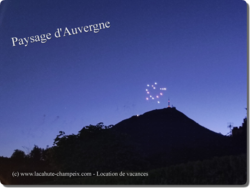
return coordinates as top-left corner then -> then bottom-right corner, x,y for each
0,109 -> 247,184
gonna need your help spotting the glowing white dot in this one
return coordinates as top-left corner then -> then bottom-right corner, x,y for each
150,95 -> 152,97
156,96 -> 159,98
155,82 -> 157,85
158,101 -> 160,103
147,92 -> 149,94
146,98 -> 149,100
146,89 -> 148,91
153,87 -> 156,89
160,93 -> 163,95
152,97 -> 154,100
147,84 -> 149,87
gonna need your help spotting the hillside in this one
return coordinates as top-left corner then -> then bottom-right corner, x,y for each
112,107 -> 244,166
0,107 -> 247,185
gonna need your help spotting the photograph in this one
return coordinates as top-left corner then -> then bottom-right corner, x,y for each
0,0 -> 247,185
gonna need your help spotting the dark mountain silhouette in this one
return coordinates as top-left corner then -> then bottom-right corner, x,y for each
112,107 -> 245,167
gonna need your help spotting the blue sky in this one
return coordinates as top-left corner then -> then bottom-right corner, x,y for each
0,0 -> 247,157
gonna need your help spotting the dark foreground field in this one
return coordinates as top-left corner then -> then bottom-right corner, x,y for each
44,154 -> 247,185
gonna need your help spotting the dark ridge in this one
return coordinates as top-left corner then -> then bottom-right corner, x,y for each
112,107 -> 243,167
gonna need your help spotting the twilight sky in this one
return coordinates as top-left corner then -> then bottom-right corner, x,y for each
0,0 -> 247,157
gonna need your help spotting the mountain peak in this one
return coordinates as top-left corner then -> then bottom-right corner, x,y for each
112,107 -> 227,163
